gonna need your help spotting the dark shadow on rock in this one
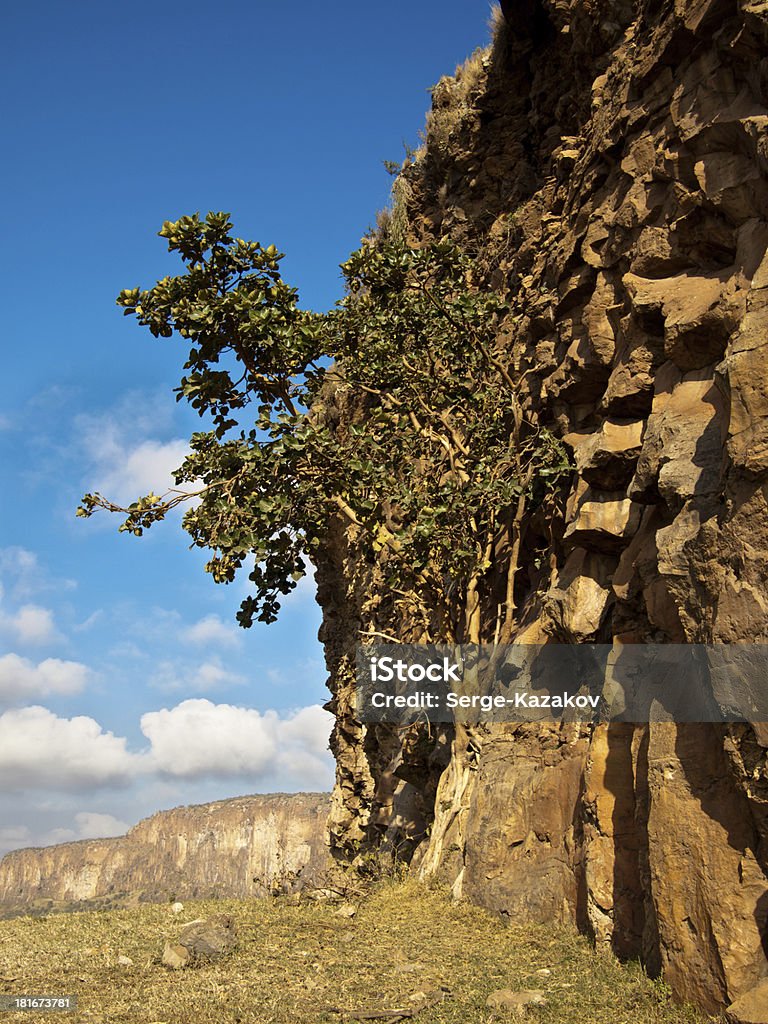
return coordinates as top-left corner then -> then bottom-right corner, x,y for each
604,722 -> 645,960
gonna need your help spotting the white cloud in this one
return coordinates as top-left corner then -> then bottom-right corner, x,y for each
0,547 -> 37,577
0,824 -> 31,856
2,603 -> 59,645
44,827 -> 77,844
77,403 -> 192,509
181,614 -> 241,648
0,707 -> 140,790
194,662 -> 244,689
0,823 -> 33,856
149,658 -> 246,694
0,547 -> 76,600
0,551 -> 71,652
72,811 -> 130,839
278,704 -> 333,757
94,439 -> 190,507
141,699 -> 333,782
0,654 -> 90,703
0,699 -> 333,850
46,811 -> 129,845
107,640 -> 144,660
0,825 -> 31,842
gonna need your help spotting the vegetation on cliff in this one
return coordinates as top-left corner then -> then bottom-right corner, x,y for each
78,211 -> 571,643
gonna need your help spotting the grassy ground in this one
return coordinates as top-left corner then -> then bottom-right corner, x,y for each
0,879 -> 715,1024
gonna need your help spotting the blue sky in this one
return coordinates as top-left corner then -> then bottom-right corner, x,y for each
0,1 -> 493,854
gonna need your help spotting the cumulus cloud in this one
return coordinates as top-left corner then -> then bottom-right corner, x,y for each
47,812 -> 130,845
0,654 -> 90,703
0,707 -> 140,790
0,825 -> 32,855
141,699 -> 333,782
92,439 -> 190,507
0,549 -> 74,648
0,696 -> 331,856
0,699 -> 333,850
1,603 -> 59,645
74,811 -> 130,839
77,402 -> 192,509
0,697 -> 332,790
149,658 -> 246,694
181,614 -> 241,648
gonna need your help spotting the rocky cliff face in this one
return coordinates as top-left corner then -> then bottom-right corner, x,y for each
0,793 -> 330,908
316,0 -> 768,1012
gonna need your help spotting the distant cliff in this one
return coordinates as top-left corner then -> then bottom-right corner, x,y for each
0,793 -> 330,909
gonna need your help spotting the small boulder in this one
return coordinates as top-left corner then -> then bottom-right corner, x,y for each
178,915 -> 237,960
486,989 -> 548,1015
162,942 -> 191,970
170,901 -> 184,915
116,955 -> 133,967
334,903 -> 357,919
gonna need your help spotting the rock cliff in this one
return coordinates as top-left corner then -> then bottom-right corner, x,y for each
315,0 -> 768,1012
0,793 -> 330,910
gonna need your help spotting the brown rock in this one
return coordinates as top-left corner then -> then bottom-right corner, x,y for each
624,271 -> 740,370
564,491 -> 641,547
675,0 -> 733,33
724,246 -> 768,473
630,362 -> 725,507
545,548 -> 616,640
486,988 -> 547,1013
162,942 -> 190,970
646,724 -> 768,1011
334,902 -> 357,918
178,915 -> 237,960
727,980 -> 768,1023
566,418 -> 645,489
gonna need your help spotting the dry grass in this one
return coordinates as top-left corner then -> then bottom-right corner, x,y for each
0,879 -> 714,1024
488,3 -> 506,42
423,48 -> 489,158
373,11 -> 507,245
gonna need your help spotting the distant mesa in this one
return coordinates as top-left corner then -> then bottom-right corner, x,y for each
0,792 -> 331,917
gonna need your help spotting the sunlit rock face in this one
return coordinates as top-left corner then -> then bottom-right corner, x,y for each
0,793 -> 331,907
315,0 -> 768,1011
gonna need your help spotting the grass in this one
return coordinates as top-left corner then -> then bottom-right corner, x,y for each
423,47 -> 488,158
0,878 -> 713,1024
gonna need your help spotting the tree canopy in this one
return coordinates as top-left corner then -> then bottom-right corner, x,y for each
79,212 -> 571,642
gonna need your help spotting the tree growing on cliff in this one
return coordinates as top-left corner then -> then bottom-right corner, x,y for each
78,212 -> 571,642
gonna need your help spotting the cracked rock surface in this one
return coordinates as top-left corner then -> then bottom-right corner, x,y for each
315,0 -> 768,1012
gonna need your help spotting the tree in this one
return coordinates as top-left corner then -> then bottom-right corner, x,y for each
79,212 -> 571,640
